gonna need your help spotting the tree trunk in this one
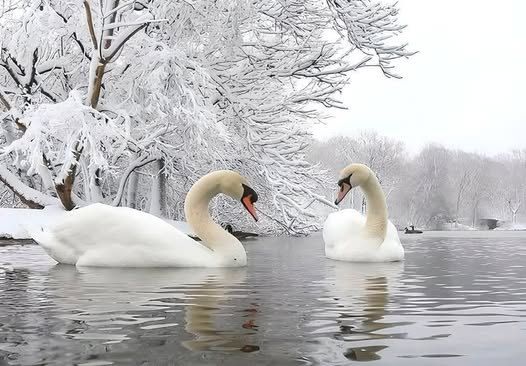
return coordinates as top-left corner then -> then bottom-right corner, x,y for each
54,56 -> 106,210
54,141 -> 83,210
56,174 -> 76,210
149,159 -> 167,217
127,171 -> 138,209
472,200 -> 478,228
89,63 -> 106,109
89,167 -> 104,202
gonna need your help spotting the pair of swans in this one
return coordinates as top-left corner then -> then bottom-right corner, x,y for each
32,165 -> 403,267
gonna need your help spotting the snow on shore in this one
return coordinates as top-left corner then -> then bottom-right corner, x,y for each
495,223 -> 526,231
0,206 -> 194,240
0,206 -> 65,239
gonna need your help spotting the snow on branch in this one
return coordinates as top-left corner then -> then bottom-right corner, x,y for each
0,90 -> 11,111
327,0 -> 415,78
0,165 -> 59,208
102,16 -> 156,61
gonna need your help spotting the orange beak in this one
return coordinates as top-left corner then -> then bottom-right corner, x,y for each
335,182 -> 351,205
242,195 -> 258,221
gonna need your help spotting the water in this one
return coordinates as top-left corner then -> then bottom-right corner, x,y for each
1,231 -> 525,365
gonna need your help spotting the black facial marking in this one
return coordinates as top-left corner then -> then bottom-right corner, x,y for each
337,174 -> 352,188
241,184 -> 258,203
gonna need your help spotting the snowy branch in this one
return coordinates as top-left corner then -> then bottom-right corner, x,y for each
0,165 -> 59,208
84,1 -> 98,50
112,154 -> 159,206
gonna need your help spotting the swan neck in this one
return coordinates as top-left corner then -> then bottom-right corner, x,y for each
361,175 -> 388,238
184,174 -> 239,252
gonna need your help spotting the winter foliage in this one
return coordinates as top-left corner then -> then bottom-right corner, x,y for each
1,0 -> 412,234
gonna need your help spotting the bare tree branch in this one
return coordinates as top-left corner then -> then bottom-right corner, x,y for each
84,0 -> 98,50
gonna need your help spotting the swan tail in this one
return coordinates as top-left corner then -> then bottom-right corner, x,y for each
26,225 -> 76,265
25,224 -> 54,250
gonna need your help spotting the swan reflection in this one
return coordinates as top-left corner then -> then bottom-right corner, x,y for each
318,261 -> 404,362
182,270 -> 259,352
44,265 -> 258,353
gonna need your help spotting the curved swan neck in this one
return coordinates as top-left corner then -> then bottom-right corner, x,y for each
184,172 -> 241,252
361,174 -> 388,239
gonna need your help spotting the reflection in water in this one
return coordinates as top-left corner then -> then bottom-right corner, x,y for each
343,345 -> 388,361
2,233 -> 526,365
52,266 -> 258,352
182,270 -> 260,352
315,261 -> 404,362
1,261 -> 259,364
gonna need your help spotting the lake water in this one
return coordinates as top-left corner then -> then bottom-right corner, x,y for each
1,231 -> 525,365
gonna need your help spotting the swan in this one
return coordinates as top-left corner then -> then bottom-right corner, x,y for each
323,163 -> 404,262
31,170 -> 259,267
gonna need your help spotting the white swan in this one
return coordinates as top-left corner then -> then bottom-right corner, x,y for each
31,170 -> 259,267
323,163 -> 404,262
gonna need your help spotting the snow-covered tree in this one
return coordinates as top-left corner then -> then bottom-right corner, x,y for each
499,150 -> 526,223
1,0 -> 412,234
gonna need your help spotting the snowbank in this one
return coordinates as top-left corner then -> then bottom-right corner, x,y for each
0,206 -> 194,240
494,223 -> 526,231
0,206 -> 65,239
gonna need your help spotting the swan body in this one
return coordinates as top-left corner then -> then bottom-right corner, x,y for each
324,209 -> 403,262
323,163 -> 404,262
31,170 -> 259,267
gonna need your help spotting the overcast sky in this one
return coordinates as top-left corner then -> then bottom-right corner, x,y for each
314,0 -> 526,156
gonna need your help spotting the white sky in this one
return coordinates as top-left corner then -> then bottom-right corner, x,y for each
313,0 -> 526,156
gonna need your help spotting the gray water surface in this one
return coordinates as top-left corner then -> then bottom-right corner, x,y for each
1,232 -> 525,365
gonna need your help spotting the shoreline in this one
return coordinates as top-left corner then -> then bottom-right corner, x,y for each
0,238 -> 35,246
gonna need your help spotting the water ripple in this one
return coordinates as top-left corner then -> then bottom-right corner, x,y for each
1,233 -> 526,365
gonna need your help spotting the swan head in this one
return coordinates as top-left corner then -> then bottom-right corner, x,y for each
219,171 -> 259,222
335,163 -> 372,205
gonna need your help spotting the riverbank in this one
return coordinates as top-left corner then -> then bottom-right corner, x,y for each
0,238 -> 34,246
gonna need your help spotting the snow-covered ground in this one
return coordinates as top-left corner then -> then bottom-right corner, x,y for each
0,206 -> 194,240
0,206 -> 65,239
440,222 -> 476,231
495,223 -> 526,231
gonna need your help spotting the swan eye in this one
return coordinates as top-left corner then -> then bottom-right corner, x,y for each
241,184 -> 258,203
337,174 -> 352,187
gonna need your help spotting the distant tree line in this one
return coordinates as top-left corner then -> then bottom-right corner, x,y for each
309,131 -> 526,229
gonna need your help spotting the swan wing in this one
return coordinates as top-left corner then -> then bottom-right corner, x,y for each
323,209 -> 366,251
33,204 -> 216,267
323,210 -> 404,262
379,220 -> 405,261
